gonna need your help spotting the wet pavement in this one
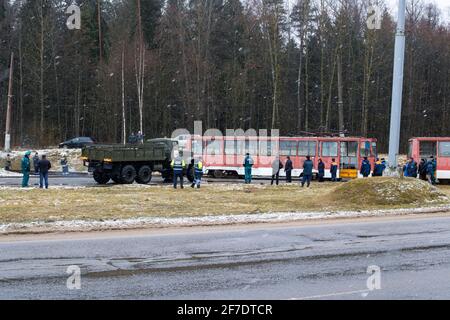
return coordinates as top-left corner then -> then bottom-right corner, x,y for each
2,216 -> 450,299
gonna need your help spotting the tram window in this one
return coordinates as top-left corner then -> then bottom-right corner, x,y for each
205,139 -> 222,155
245,140 -> 258,155
420,141 -> 437,158
322,142 -> 338,157
236,139 -> 245,155
280,141 -> 297,156
259,141 -> 272,156
225,140 -> 236,155
360,141 -> 371,157
298,141 -> 317,157
191,140 -> 203,155
408,142 -> 413,158
439,141 -> 450,157
341,141 -> 358,157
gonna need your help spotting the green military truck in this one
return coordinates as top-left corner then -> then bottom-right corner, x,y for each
81,138 -> 177,184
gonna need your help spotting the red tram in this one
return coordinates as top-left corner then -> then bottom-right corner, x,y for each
177,135 -> 378,179
409,137 -> 450,180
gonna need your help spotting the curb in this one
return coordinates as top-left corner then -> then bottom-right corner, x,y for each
1,205 -> 450,236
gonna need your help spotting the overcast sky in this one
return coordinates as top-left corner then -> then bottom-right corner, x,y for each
389,0 -> 450,20
287,0 -> 450,22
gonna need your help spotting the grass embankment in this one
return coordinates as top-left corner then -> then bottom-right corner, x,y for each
0,177 -> 449,225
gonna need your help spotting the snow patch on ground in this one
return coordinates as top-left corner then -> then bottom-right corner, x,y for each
0,169 -> 21,177
1,205 -> 449,235
1,148 -> 86,173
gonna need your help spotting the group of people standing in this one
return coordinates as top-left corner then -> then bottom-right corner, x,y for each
170,152 -> 204,189
404,156 -> 437,184
359,155 -> 437,184
243,154 -> 340,188
360,157 -> 387,178
128,131 -> 145,144
22,152 -> 52,189
20,152 -> 70,188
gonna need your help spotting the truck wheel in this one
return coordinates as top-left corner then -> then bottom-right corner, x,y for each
136,166 -> 152,184
111,175 -> 122,184
121,165 -> 137,184
93,170 -> 111,185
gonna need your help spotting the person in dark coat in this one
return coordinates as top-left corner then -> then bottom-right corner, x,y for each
318,159 -> 325,182
271,156 -> 283,186
330,158 -> 338,182
5,154 -> 12,171
38,155 -> 52,189
373,158 -> 384,177
284,156 -> 293,183
243,153 -> 254,184
128,133 -> 137,144
187,159 -> 195,185
301,156 -> 314,188
21,151 -> 31,188
381,158 -> 387,174
360,157 -> 371,178
136,131 -> 145,144
419,159 -> 427,181
408,158 -> 418,178
426,156 -> 437,184
33,152 -> 40,175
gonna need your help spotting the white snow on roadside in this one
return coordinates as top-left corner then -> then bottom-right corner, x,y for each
1,205 -> 450,235
0,148 -> 86,173
0,169 -> 21,177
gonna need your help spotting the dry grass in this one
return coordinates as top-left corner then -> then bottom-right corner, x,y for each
330,177 -> 448,208
0,177 -> 449,224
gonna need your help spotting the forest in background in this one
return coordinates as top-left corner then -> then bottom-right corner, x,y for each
0,0 -> 449,151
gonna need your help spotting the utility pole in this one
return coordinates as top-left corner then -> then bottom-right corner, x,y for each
388,0 -> 407,170
97,0 -> 103,62
4,52 -> 14,152
122,44 -> 126,145
337,52 -> 345,137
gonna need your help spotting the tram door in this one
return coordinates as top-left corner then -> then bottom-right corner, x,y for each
340,141 -> 359,179
320,141 -> 339,178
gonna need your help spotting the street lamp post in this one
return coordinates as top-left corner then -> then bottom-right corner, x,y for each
388,0 -> 407,171
4,52 -> 14,152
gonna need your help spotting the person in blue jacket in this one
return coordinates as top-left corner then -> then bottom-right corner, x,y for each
243,153 -> 254,184
330,158 -> 338,182
373,158 -> 384,177
360,157 -> 371,178
403,161 -> 410,177
318,158 -> 325,182
381,158 -> 387,174
426,156 -> 437,184
408,158 -> 418,178
21,151 -> 31,188
301,156 -> 314,188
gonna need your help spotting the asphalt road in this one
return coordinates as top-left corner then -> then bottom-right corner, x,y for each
0,175 -> 98,187
2,215 -> 450,299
